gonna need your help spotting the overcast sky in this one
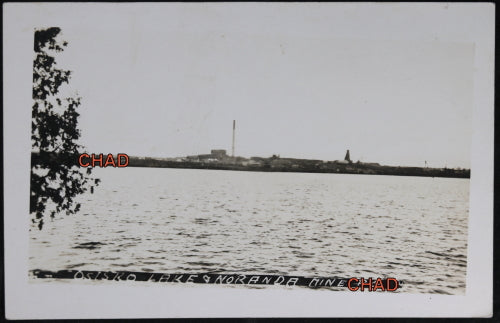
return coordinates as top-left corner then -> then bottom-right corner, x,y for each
49,4 -> 474,168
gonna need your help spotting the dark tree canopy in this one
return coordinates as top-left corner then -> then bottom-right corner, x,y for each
31,27 -> 99,229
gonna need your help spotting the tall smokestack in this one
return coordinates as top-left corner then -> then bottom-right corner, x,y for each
232,120 -> 236,158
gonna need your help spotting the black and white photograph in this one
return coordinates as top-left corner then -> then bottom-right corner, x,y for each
4,3 -> 494,319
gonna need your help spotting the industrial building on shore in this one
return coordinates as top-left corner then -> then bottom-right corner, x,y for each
125,120 -> 469,178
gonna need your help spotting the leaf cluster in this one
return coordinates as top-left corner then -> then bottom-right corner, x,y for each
31,27 -> 99,229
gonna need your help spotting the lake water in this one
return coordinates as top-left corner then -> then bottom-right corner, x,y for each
29,167 -> 469,294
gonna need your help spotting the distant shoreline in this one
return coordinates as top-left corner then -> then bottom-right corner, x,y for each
126,157 -> 470,179
126,163 -> 470,179
30,151 -> 471,179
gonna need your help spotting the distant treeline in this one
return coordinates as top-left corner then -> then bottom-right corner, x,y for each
127,156 -> 470,179
29,152 -> 470,179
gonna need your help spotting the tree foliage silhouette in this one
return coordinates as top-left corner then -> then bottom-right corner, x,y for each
31,27 -> 99,229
